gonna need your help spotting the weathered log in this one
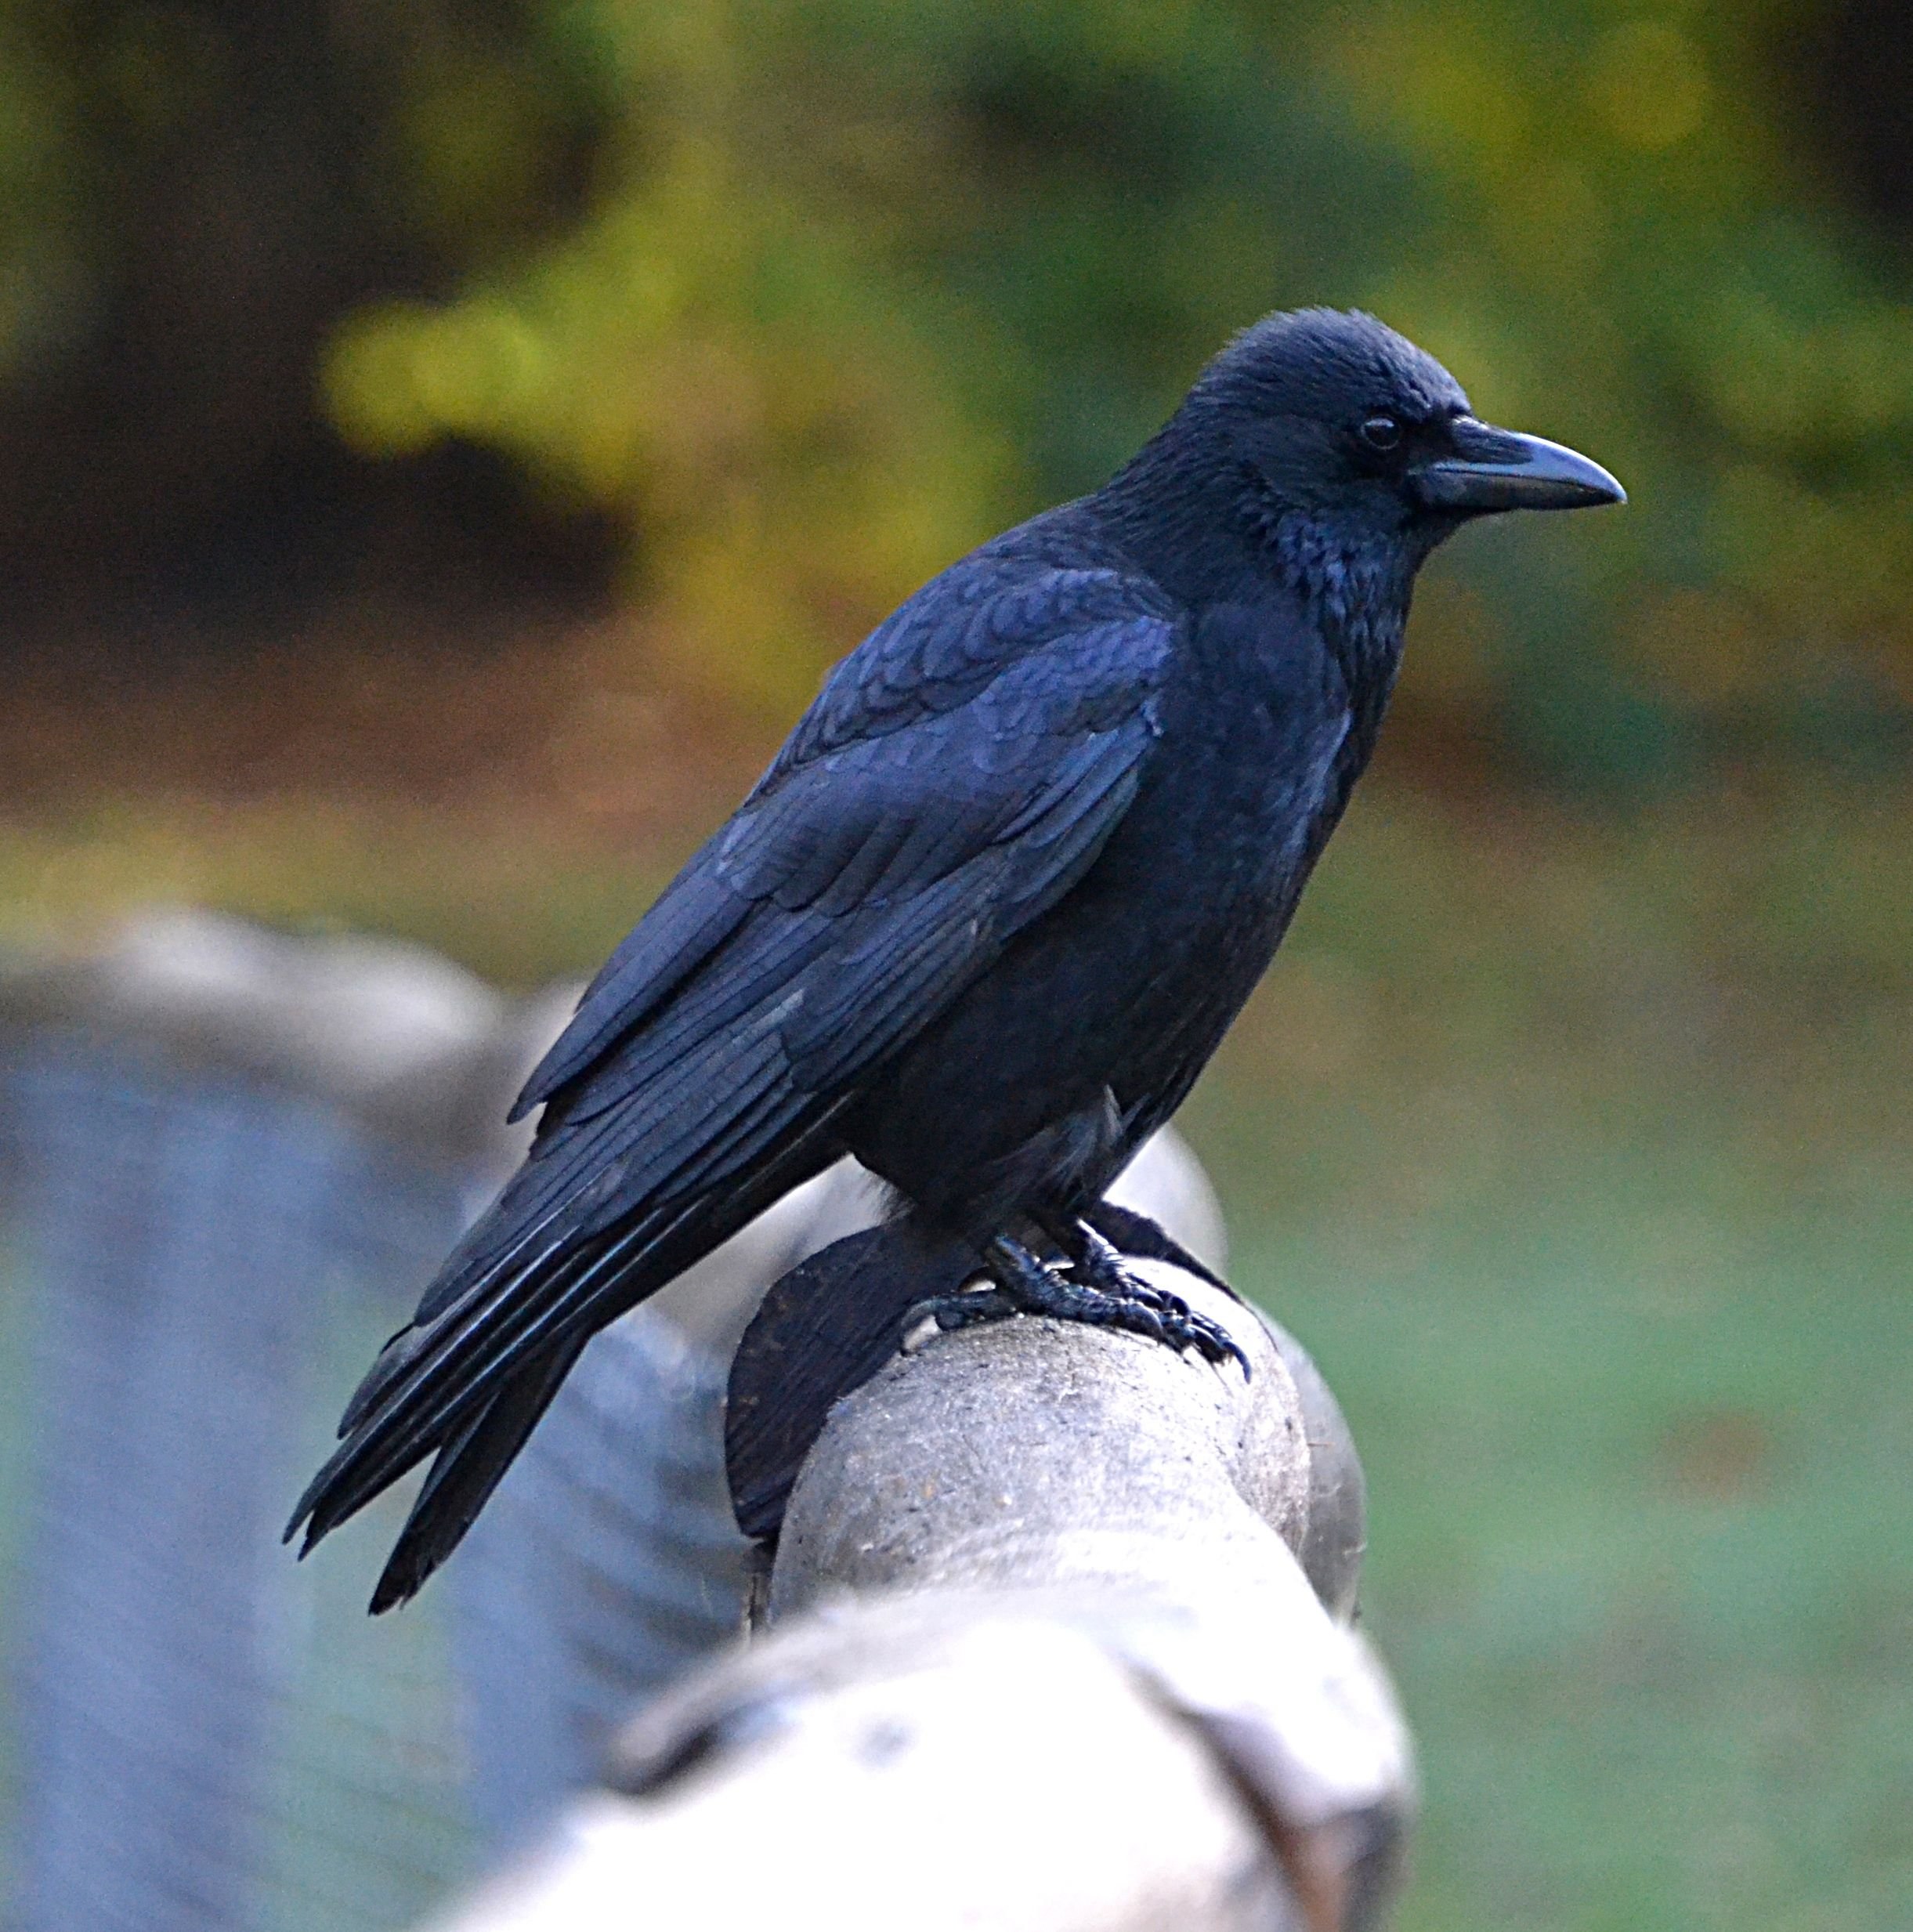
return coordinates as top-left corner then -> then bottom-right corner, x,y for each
452,1128 -> 1228,1842
421,1261 -> 1413,1932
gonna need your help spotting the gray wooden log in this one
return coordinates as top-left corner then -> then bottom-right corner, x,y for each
420,1264 -> 1413,1932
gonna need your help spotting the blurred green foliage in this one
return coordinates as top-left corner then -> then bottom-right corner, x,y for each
5,2 -> 1913,768
1184,779 -> 1913,1931
310,0 -> 1913,776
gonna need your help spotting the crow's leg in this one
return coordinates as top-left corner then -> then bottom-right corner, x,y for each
905,1229 -> 1248,1373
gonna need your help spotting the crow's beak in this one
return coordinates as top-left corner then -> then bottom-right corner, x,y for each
1409,418 -> 1626,514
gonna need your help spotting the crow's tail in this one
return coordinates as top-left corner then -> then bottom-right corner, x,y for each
365,1330 -> 589,1613
288,1116 -> 847,1611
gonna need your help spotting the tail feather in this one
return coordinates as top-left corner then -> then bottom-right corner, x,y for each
295,1217 -> 659,1548
726,1216 -> 982,1542
288,1109 -> 851,1601
367,1333 -> 589,1613
338,1185 -> 583,1436
335,1076 -> 836,1491
289,1226 -> 616,1549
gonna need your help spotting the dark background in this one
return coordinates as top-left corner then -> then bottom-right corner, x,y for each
0,3 -> 1908,1927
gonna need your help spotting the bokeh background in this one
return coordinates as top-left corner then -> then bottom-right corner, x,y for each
0,2 -> 1909,1927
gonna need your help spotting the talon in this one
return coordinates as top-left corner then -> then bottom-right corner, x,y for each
1070,1222 -> 1152,1296
1065,1219 -> 1252,1377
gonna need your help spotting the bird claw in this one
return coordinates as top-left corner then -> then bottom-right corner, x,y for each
1070,1223 -> 1192,1312
895,1231 -> 1250,1375
1064,1221 -> 1251,1375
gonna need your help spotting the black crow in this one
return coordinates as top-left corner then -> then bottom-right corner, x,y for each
291,309 -> 1622,1609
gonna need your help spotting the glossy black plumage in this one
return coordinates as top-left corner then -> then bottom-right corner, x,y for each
289,309 -> 1622,1609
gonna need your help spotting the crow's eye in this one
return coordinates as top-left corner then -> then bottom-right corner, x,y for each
1358,414 -> 1402,451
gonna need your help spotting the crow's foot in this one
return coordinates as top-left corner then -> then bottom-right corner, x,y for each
1061,1221 -> 1250,1373
902,1230 -> 1248,1374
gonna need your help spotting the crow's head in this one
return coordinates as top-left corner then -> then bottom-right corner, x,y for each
1177,307 -> 1622,563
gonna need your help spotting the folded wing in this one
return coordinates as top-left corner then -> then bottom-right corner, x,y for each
288,559 -> 1179,1607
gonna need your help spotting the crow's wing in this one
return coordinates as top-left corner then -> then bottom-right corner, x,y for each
290,559 -> 1179,1583
510,561 -> 1174,1119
